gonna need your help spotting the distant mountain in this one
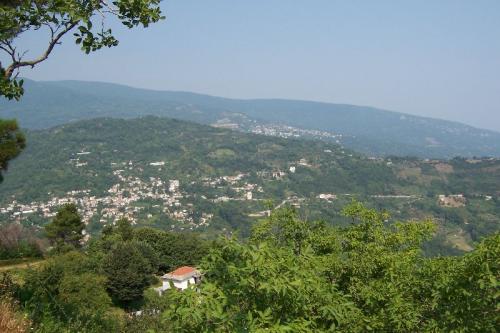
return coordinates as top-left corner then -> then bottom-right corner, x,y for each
1,79 -> 499,158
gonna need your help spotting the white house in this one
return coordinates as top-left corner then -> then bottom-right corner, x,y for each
157,266 -> 201,293
246,191 -> 253,200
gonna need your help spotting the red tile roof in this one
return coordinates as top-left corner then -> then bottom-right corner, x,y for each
170,266 -> 196,276
162,266 -> 200,281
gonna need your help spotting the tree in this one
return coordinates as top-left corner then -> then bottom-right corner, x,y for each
334,201 -> 437,331
0,0 -> 164,100
45,203 -> 84,250
0,119 -> 25,183
102,241 -> 155,306
251,206 -> 313,255
100,217 -> 134,242
133,227 -> 209,273
115,217 -> 134,241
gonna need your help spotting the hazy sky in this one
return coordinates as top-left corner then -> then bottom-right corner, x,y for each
5,1 -> 500,131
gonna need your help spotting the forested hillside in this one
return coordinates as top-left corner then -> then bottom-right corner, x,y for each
1,117 -> 498,254
1,79 -> 499,158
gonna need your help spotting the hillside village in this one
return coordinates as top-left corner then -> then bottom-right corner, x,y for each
1,158 -> 308,230
2,154 -> 496,235
212,119 -> 347,145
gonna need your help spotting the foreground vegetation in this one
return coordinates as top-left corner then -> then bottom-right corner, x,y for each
1,201 -> 498,332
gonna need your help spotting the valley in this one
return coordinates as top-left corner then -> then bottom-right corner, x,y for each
0,117 -> 498,255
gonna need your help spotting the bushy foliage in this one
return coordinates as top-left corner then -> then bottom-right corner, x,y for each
122,289 -> 171,333
423,233 -> 499,332
21,251 -> 124,333
162,202 -> 499,332
164,240 -> 363,332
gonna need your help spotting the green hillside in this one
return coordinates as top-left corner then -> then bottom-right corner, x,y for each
0,117 -> 498,254
1,79 -> 500,158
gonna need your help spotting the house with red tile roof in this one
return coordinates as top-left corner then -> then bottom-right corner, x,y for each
157,266 -> 201,293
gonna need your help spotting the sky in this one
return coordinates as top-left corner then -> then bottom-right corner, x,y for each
4,0 -> 500,131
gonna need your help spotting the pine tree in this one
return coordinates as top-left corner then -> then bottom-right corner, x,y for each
45,204 -> 84,251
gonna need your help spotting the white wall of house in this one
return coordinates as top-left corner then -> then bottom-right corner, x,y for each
162,277 -> 196,291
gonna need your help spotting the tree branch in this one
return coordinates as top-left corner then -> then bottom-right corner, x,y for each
3,21 -> 79,79
0,42 -> 17,64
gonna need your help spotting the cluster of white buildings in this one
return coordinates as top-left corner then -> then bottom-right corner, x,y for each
1,154 -> 373,231
1,189 -> 93,220
0,160 -> 214,230
201,173 -> 248,186
250,124 -> 342,143
1,159 -> 319,230
201,173 -> 263,203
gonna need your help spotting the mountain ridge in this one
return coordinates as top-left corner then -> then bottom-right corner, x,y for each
1,79 -> 499,158
25,79 -> 500,134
